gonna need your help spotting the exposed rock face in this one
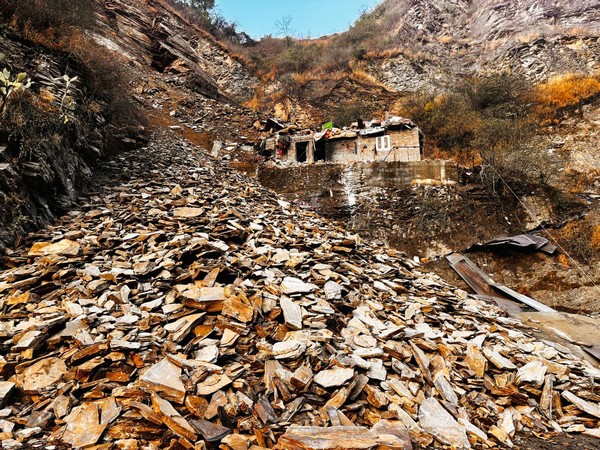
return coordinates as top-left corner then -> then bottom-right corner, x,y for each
93,0 -> 257,102
0,0 -> 263,255
469,0 -> 600,43
366,0 -> 600,90
0,29 -> 106,254
369,55 -> 453,93
548,98 -> 600,192
485,36 -> 600,81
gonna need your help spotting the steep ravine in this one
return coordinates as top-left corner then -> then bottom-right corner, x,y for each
0,0 -> 263,255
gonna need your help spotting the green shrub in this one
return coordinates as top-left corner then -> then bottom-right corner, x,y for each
0,67 -> 33,114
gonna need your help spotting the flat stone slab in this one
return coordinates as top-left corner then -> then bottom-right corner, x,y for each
314,367 -> 354,389
419,398 -> 471,449
28,239 -> 80,257
20,358 -> 67,394
140,358 -> 186,404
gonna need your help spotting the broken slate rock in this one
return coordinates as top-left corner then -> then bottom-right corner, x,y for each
419,398 -> 471,449
324,281 -> 343,300
516,360 -> 547,387
173,207 -> 204,219
314,367 -> 354,389
190,419 -> 230,443
278,426 -> 379,450
20,358 -> 67,394
140,358 -> 186,404
281,277 -> 316,295
151,394 -> 197,441
60,403 -> 106,448
281,297 -> 303,330
562,391 -> 600,419
0,382 -> 15,408
28,239 -> 80,257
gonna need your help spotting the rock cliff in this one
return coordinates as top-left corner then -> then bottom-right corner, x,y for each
94,0 -> 257,102
0,27 -> 115,253
364,0 -> 600,91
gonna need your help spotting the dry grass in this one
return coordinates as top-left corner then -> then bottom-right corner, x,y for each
516,33 -> 541,44
38,89 -> 55,105
349,69 -> 387,88
552,217 -> 600,263
558,253 -> 570,268
535,73 -> 600,121
2,5 -> 147,142
243,95 -> 262,111
363,48 -> 404,61
3,0 -> 96,32
437,35 -> 454,44
592,225 -> 600,250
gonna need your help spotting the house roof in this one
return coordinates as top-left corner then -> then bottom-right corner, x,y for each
263,115 -> 419,145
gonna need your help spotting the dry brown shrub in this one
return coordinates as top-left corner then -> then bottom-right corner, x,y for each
552,218 -> 600,263
592,225 -> 600,250
243,96 -> 261,111
535,73 -> 600,121
558,253 -> 570,268
2,0 -> 96,32
363,48 -> 403,61
438,35 -> 454,44
349,69 -> 387,88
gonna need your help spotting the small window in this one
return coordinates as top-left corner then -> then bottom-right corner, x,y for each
376,135 -> 391,152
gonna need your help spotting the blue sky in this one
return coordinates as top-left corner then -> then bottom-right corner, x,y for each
214,0 -> 382,39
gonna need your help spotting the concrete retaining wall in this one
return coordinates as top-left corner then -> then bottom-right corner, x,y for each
257,160 -> 457,194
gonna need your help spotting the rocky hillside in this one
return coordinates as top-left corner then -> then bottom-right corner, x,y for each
359,0 -> 600,91
0,0 -> 264,253
2,128 -> 600,450
93,0 -> 257,103
0,26 -> 141,254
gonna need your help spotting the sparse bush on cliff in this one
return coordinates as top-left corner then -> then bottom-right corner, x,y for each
0,0 -> 146,155
401,73 -> 551,192
1,0 -> 96,31
0,67 -> 33,114
551,217 -> 600,264
163,0 -> 251,45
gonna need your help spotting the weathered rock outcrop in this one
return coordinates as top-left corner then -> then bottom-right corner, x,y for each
93,0 -> 258,102
0,0 -> 264,255
0,29 -> 109,254
364,0 -> 600,91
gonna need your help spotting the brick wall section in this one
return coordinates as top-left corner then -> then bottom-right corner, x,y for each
272,128 -> 421,163
327,129 -> 421,163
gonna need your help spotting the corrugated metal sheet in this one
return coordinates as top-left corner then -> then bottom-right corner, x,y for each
449,253 -> 600,362
466,234 -> 557,255
446,253 -> 554,313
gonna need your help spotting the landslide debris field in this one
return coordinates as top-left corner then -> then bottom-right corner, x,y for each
0,132 -> 599,450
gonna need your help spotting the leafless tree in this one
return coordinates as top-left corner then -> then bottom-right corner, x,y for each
275,15 -> 294,47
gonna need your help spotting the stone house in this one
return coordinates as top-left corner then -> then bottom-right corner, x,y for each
267,116 -> 423,164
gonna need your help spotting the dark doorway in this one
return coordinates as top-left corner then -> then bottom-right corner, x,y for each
296,142 -> 308,162
315,141 -> 326,162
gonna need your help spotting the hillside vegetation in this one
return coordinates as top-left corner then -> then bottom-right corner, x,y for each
215,1 -> 599,195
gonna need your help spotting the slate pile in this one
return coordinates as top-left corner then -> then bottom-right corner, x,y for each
0,133 -> 599,450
